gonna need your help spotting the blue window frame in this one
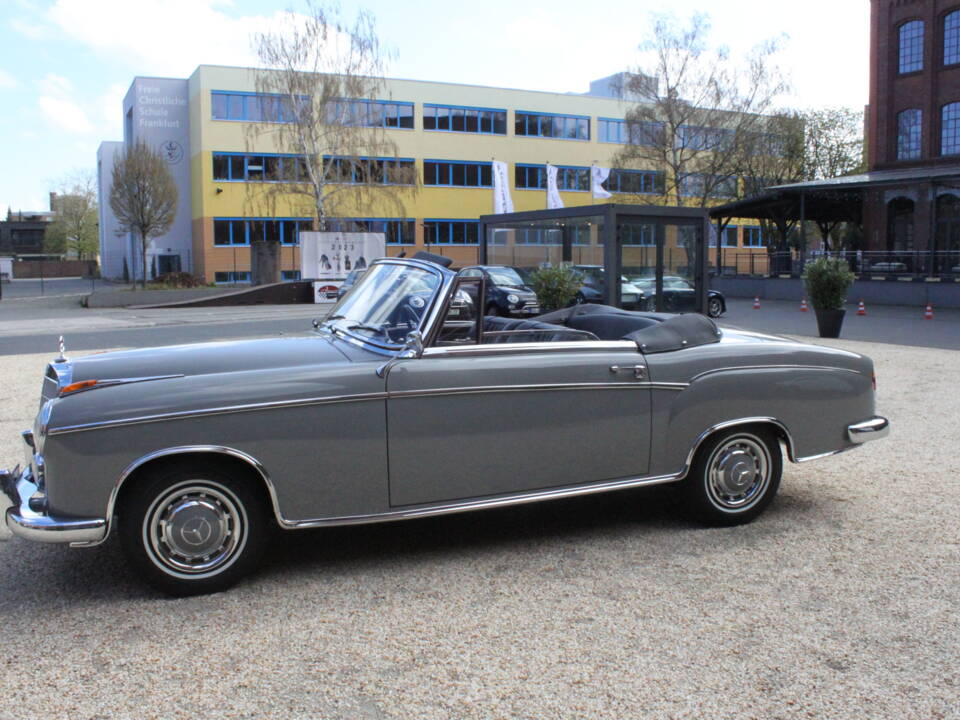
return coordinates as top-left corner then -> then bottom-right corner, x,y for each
709,225 -> 738,248
423,104 -> 507,134
212,152 -> 308,182
213,218 -> 311,246
325,156 -> 415,185
423,219 -> 479,245
328,99 -> 414,129
676,125 -> 734,151
897,108 -> 923,159
281,270 -> 302,281
598,118 -> 626,144
943,103 -> 960,156
899,20 -> 924,73
678,173 -> 737,198
423,160 -> 492,187
214,271 -> 252,284
598,118 -> 663,145
743,226 -> 765,248
603,169 -> 664,195
211,91 -> 309,123
514,164 -> 589,191
946,10 -> 960,65
515,111 -> 589,140
326,218 -> 416,245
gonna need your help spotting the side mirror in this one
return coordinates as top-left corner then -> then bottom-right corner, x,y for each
377,330 -> 423,379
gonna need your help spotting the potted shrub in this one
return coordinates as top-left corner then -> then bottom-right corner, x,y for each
802,256 -> 855,338
528,265 -> 581,312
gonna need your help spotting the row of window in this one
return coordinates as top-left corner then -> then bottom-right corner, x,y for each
710,226 -> 766,248
423,104 -> 508,134
212,152 -> 417,184
214,270 -> 301,284
211,92 -> 309,123
898,11 -> 960,73
896,102 -> 960,159
213,218 -> 311,246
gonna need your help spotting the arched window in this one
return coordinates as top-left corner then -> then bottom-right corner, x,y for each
897,108 -> 923,159
899,20 -> 924,73
943,102 -> 960,156
945,10 -> 960,65
887,198 -> 915,253
935,195 -> 960,273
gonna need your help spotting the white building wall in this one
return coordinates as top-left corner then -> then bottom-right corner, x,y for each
96,141 -> 125,279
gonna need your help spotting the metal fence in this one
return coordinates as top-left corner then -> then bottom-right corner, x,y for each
716,250 -> 960,279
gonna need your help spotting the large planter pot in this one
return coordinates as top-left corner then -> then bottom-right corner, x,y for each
814,307 -> 845,338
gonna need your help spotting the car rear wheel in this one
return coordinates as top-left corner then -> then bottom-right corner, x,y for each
680,427 -> 781,526
486,303 -> 500,317
118,463 -> 268,596
707,297 -> 724,318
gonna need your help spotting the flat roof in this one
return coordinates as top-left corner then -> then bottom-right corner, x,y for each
768,163 -> 960,192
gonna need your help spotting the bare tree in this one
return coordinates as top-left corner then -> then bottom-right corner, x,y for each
614,13 -> 789,208
246,2 -> 416,231
801,107 -> 865,181
45,171 -> 100,261
109,139 -> 177,289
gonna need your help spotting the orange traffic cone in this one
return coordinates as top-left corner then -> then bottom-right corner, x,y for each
924,303 -> 933,320
857,299 -> 866,316
800,298 -> 808,312
753,296 -> 760,309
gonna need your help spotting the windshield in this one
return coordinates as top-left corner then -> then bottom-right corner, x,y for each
323,262 -> 442,345
486,267 -> 525,287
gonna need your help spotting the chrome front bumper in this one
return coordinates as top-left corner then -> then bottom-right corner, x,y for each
1,465 -> 107,546
847,416 -> 890,444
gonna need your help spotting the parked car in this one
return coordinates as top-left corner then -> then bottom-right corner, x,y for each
1,253 -> 888,596
459,265 -> 539,316
335,268 -> 367,299
627,275 -> 727,318
572,265 -> 645,309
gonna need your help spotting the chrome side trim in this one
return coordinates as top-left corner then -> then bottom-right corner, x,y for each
422,340 -> 638,357
46,392 -> 389,436
847,416 -> 889,444
58,373 -> 185,397
279,472 -> 684,530
87,445 -> 283,547
681,417 -> 798,469
690,364 -> 862,382
389,382 -> 685,399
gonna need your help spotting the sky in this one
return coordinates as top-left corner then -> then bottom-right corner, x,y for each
0,0 -> 870,217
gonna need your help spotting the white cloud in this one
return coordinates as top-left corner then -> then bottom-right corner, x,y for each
45,0 -> 291,78
38,95 -> 95,134
0,69 -> 16,88
9,17 -> 50,40
100,82 -> 128,137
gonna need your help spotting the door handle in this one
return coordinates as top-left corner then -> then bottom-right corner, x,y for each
609,365 -> 645,379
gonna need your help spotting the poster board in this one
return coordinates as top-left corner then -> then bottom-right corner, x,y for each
299,232 -> 386,281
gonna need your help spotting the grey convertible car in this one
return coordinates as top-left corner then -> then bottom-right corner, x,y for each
1,253 -> 888,595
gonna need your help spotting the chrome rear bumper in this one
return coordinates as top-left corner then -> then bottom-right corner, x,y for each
1,465 -> 106,546
847,416 -> 890,444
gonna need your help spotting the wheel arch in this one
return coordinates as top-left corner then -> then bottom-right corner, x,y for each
679,417 -> 797,480
105,446 -> 285,542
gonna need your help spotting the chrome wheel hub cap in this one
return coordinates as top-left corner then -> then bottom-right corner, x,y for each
146,484 -> 244,575
707,437 -> 769,509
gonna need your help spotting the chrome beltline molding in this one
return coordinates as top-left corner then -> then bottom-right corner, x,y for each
47,382 -> 687,436
690,364 -> 862,382
422,340 -> 638,357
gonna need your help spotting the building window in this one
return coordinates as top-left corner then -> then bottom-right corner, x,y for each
943,103 -> 960,156
678,173 -> 737,198
599,118 -> 664,145
743,226 -> 765,248
603,169 -> 665,195
423,160 -> 492,187
676,125 -> 734,151
212,152 -> 309,182
514,164 -> 589,191
213,218 -> 310,246
423,219 -> 479,245
281,270 -> 302,281
214,271 -> 252,284
515,112 -> 589,140
897,108 -> 923,159
899,20 -> 924,73
423,104 -> 507,134
328,99 -> 414,129
710,225 -> 738,248
620,223 -> 655,246
211,92 -> 308,123
326,218 -> 415,245
326,156 -> 415,185
946,10 -> 960,65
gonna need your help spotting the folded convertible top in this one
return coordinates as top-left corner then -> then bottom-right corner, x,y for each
626,313 -> 722,353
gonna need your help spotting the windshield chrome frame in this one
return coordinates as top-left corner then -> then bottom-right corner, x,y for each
321,258 -> 455,354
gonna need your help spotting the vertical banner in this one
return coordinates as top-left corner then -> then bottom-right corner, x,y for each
492,160 -> 514,214
591,165 -> 612,199
546,163 -> 564,209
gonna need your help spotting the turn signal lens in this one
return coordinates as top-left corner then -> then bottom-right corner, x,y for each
60,379 -> 98,396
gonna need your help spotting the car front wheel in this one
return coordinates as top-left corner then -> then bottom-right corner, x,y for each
680,427 -> 782,526
118,463 -> 268,596
707,297 -> 724,318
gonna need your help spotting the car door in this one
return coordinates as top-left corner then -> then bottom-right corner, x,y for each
385,339 -> 653,508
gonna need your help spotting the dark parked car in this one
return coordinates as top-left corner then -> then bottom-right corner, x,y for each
572,265 -> 644,310
460,265 -> 539,316
628,275 -> 726,318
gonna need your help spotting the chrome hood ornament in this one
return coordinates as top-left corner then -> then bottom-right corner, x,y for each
55,335 -> 67,363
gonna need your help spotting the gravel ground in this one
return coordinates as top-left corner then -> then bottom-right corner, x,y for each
0,340 -> 957,720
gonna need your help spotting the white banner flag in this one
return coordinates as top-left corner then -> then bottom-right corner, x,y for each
546,163 -> 564,209
591,165 -> 612,199
492,160 -> 514,214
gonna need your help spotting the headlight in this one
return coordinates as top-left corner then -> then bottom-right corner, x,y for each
506,294 -> 519,304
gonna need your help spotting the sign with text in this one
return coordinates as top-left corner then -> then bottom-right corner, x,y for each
299,232 -> 386,281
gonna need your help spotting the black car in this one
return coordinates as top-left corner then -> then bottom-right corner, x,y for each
627,275 -> 726,318
571,265 -> 645,310
460,265 -> 540,316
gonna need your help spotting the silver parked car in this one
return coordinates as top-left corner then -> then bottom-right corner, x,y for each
1,254 -> 889,595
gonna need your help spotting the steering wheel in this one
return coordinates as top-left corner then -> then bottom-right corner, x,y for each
400,302 -> 421,328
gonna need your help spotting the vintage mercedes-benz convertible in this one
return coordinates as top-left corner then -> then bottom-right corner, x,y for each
1,254 -> 888,595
